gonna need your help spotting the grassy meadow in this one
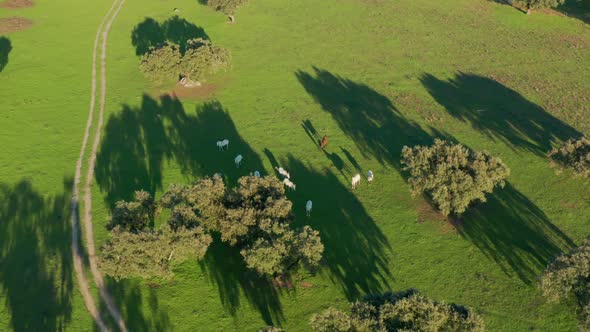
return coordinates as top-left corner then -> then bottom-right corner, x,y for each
1,0 -> 589,330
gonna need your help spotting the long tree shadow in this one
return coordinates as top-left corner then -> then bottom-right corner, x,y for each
296,67 -> 443,170
98,279 -> 171,332
263,150 -> 393,299
95,94 -> 280,325
198,236 -> 284,325
557,0 -> 590,24
0,36 -> 11,72
0,179 -> 74,331
131,16 -> 210,55
420,73 -> 582,156
296,67 -> 575,287
456,182 -> 575,284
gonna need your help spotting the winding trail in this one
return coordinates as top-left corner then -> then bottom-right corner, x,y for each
70,0 -> 127,330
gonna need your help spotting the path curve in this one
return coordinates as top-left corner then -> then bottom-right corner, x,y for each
70,0 -> 127,330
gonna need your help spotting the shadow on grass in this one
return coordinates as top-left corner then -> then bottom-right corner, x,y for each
99,279 -> 171,331
95,95 -> 264,208
296,67 -> 444,170
95,95 -> 280,325
131,16 -> 209,55
264,149 -> 393,299
420,72 -> 582,155
296,67 -> 575,287
0,36 -> 11,72
199,236 -> 284,325
455,182 -> 575,284
558,0 -> 590,24
0,179 -> 74,331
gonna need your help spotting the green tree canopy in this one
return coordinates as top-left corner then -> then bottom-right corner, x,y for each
548,137 -> 590,178
100,175 -> 324,279
310,290 -> 484,332
401,139 -> 510,216
540,237 -> 590,329
139,38 -> 230,85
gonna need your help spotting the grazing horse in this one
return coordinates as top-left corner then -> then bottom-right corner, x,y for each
320,135 -> 328,149
306,200 -> 313,216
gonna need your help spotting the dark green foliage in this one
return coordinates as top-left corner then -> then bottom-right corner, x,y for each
202,0 -> 248,15
101,175 -> 323,279
548,137 -> 590,178
401,139 -> 510,216
139,38 -> 229,85
99,225 -> 212,280
540,237 -> 590,329
310,290 -> 484,332
106,190 -> 156,232
513,0 -> 566,9
0,36 -> 11,73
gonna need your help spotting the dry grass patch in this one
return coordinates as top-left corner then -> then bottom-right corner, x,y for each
0,16 -> 33,33
0,0 -> 33,8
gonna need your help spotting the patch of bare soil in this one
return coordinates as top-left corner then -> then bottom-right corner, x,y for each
0,0 -> 33,8
416,199 -> 446,224
166,82 -> 219,100
273,276 -> 294,289
300,281 -> 313,289
0,17 -> 33,33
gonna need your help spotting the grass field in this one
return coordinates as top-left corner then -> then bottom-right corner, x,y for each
1,0 -> 589,330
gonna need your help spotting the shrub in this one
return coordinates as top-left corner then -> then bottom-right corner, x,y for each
310,290 -> 484,332
540,237 -> 590,329
401,139 -> 510,216
548,137 -> 590,178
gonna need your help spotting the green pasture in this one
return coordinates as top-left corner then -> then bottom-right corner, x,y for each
1,0 -> 589,330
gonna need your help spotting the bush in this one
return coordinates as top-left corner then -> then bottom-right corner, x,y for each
310,290 -> 484,332
401,139 -> 510,216
540,237 -> 590,329
139,38 -> 229,85
548,137 -> 590,178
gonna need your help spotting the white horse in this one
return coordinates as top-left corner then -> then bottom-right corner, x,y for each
306,200 -> 313,216
235,154 -> 243,167
275,166 -> 290,179
352,173 -> 361,189
283,178 -> 296,191
367,170 -> 374,183
216,139 -> 229,151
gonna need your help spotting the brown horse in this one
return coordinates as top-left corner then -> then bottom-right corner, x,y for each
320,135 -> 328,149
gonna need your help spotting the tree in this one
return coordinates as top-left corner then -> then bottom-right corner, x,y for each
103,176 -> 324,276
401,139 -> 510,216
540,237 -> 590,329
106,190 -> 156,232
179,38 -> 230,82
548,137 -> 590,179
310,290 -> 484,332
139,43 -> 183,85
139,38 -> 229,86
99,225 -> 212,280
514,0 -> 566,13
202,0 -> 249,22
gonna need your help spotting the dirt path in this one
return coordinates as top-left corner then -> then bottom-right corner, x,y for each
70,0 -> 127,330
